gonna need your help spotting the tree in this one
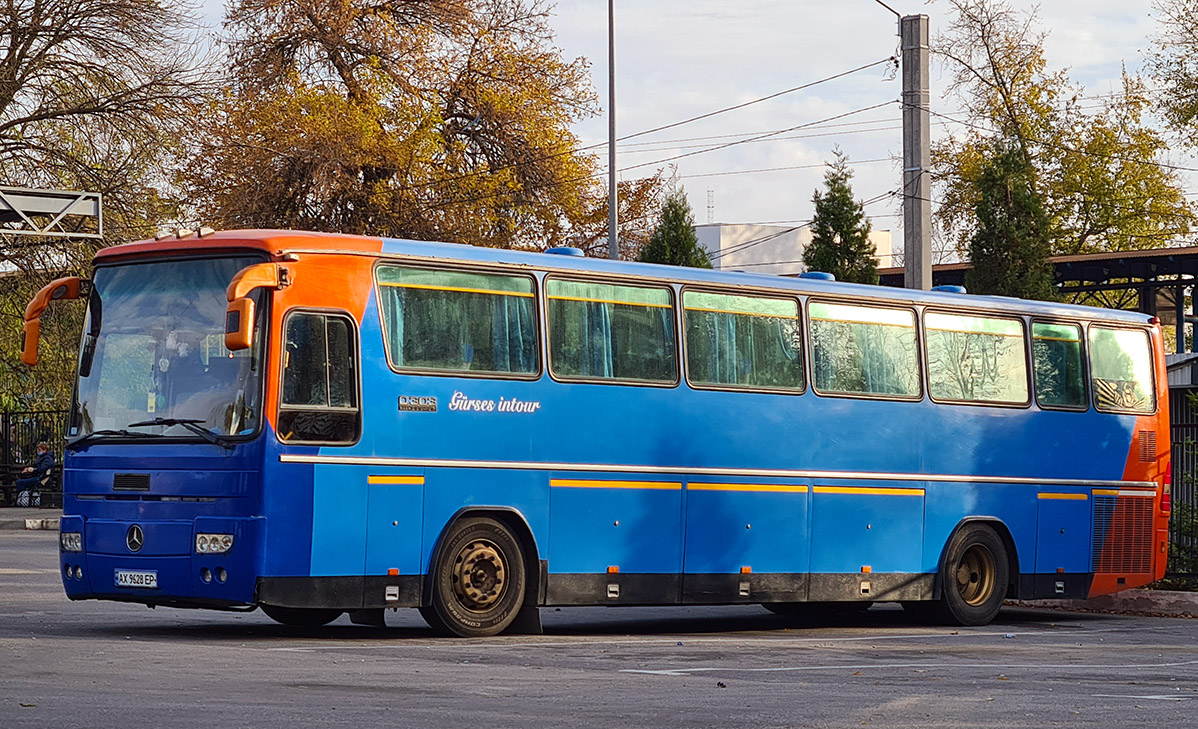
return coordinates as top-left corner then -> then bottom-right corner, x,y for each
186,0 -> 601,250
933,0 -> 1192,258
1148,0 -> 1198,134
965,140 -> 1055,300
639,189 -> 710,268
802,149 -> 877,284
0,0 -> 207,407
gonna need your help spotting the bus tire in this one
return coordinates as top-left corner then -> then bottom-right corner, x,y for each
421,516 -> 526,638
260,605 -> 343,627
936,523 -> 1009,626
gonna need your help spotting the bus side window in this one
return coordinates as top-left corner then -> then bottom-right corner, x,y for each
925,311 -> 1028,405
278,311 -> 360,444
1031,321 -> 1086,410
546,278 -> 677,384
808,301 -> 919,398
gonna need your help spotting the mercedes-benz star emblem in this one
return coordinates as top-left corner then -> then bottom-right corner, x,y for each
126,525 -> 144,553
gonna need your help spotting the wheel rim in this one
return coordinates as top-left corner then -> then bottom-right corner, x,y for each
954,544 -> 996,606
451,539 -> 507,611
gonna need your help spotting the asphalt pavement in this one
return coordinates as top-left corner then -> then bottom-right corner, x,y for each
2,529 -> 1197,729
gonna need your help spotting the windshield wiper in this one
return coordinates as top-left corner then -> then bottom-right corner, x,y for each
67,429 -> 166,451
126,418 -> 235,449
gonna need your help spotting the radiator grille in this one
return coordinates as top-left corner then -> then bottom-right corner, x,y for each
1092,495 -> 1154,574
112,473 -> 150,491
1139,430 -> 1157,462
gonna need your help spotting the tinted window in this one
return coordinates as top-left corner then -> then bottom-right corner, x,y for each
377,266 -> 537,375
684,291 -> 804,391
809,301 -> 919,397
1089,326 -> 1155,413
1032,322 -> 1086,409
547,279 -> 676,383
279,312 -> 359,443
925,312 -> 1028,404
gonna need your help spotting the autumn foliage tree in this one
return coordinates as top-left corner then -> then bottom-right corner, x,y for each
932,0 -> 1192,258
187,0 -> 604,250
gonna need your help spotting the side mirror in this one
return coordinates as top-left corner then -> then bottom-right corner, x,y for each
21,276 -> 88,366
225,263 -> 290,351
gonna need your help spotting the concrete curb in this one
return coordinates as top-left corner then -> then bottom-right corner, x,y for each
1011,588 -> 1198,618
0,508 -> 61,531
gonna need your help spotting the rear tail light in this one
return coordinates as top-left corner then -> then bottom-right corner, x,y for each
1162,460 -> 1172,515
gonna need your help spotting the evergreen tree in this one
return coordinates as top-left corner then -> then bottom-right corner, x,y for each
802,149 -> 878,284
639,189 -> 711,268
966,140 -> 1056,300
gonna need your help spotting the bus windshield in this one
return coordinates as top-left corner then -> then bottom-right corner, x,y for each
71,256 -> 265,441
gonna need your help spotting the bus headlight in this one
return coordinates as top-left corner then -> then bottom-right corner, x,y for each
195,533 -> 234,554
60,531 -> 82,552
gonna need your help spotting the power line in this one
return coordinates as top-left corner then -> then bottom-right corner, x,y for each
681,157 -> 891,180
618,100 -> 899,175
617,126 -> 903,154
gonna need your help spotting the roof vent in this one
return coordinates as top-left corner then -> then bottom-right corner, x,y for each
545,246 -> 584,257
799,271 -> 835,281
932,285 -> 968,294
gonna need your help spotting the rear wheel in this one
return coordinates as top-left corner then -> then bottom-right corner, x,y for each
935,523 -> 1009,626
260,605 -> 343,627
421,517 -> 526,637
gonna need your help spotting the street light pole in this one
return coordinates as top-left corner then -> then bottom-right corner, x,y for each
607,0 -> 619,260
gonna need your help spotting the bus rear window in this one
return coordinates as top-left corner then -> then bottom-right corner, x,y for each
925,312 -> 1027,405
1089,326 -> 1155,413
809,301 -> 919,398
547,279 -> 676,384
376,266 -> 538,376
684,291 -> 803,391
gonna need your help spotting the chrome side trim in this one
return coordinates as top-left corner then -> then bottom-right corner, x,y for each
277,453 -> 1155,489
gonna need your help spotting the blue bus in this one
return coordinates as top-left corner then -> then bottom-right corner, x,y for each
22,229 -> 1170,636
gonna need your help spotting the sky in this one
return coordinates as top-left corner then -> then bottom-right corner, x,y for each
196,0 -> 1169,253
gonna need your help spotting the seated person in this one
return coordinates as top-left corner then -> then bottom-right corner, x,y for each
14,442 -> 54,507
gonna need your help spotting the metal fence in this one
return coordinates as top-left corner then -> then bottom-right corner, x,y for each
1170,389 -> 1198,579
3,410 -> 68,508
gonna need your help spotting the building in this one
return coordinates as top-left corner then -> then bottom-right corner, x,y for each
695,223 -> 895,276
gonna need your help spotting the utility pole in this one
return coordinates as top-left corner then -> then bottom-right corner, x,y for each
901,14 -> 931,290
607,0 -> 619,260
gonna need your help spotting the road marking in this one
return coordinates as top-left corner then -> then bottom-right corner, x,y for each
0,568 -> 58,575
1092,694 -> 1190,701
621,659 -> 1198,677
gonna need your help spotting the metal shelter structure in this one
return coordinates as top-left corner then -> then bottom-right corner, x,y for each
0,186 -> 102,241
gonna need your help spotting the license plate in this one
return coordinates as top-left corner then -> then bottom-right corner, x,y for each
114,570 -> 158,589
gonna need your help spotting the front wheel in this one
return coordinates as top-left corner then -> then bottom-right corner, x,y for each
261,605 -> 343,627
936,523 -> 1010,626
421,517 -> 527,637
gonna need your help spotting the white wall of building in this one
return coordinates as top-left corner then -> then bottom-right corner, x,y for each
696,223 -> 895,277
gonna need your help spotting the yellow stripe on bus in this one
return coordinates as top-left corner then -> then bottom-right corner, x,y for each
684,306 -> 799,320
1038,492 -> 1088,500
550,479 -> 682,490
379,282 -> 533,298
1092,489 -> 1120,496
367,475 -> 425,485
812,486 -> 924,496
688,483 -> 808,493
547,295 -> 671,309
